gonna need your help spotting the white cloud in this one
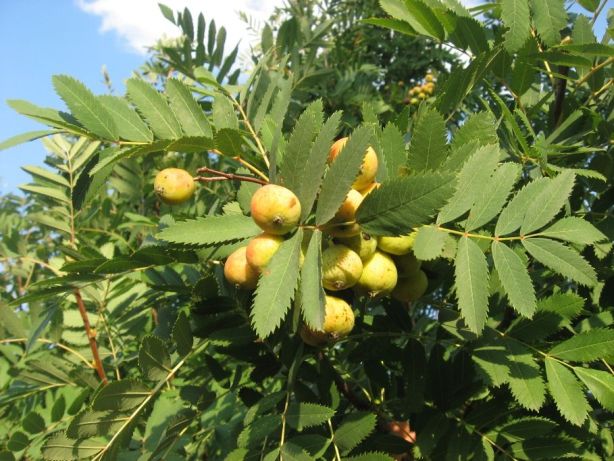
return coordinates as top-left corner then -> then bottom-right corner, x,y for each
78,0 -> 486,58
76,0 -> 282,55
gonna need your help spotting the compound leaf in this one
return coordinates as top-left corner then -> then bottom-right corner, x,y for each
252,229 -> 303,338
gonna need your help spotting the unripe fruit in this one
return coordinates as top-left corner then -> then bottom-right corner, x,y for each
357,251 -> 398,297
359,181 -> 380,196
392,269 -> 428,303
224,247 -> 259,290
425,73 -> 434,82
378,234 -> 415,255
250,184 -> 301,235
394,252 -> 421,277
326,189 -> 363,237
424,82 -> 435,94
246,233 -> 284,272
300,296 -> 355,346
337,232 -> 377,261
322,244 -> 363,291
328,138 -> 379,190
410,98 -> 419,105
418,92 -> 427,99
154,168 -> 195,205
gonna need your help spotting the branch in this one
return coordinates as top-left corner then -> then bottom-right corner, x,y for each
92,340 -> 209,461
74,290 -> 107,384
195,166 -> 268,185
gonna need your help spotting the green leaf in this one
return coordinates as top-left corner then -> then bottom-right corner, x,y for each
494,417 -> 557,442
157,214 -> 261,246
286,402 -> 335,431
334,412 -> 377,455
215,128 -> 245,156
300,231 -> 326,330
491,241 -> 536,317
504,338 -> 546,411
98,95 -> 153,142
0,130 -> 56,151
7,99 -> 88,135
7,432 -> 28,452
299,112 -> 343,221
238,414 -> 280,448
19,184 -> 70,204
357,172 -> 455,235
521,171 -> 575,234
522,238 -> 597,287
413,226 -> 446,261
574,367 -> 614,411
280,442 -> 314,461
530,0 -> 567,47
436,47 -> 502,115
343,453 -> 395,461
166,79 -> 212,137
92,379 -> 150,411
495,178 -> 549,236
362,17 -> 418,37
450,112 -> 498,153
159,3 -> 175,23
316,126 -> 371,225
509,436 -> 577,460
538,217 -> 607,245
212,93 -> 239,130
380,122 -> 407,179
549,329 -> 614,362
149,409 -> 195,461
52,75 -> 118,140
576,0 -> 599,11
466,163 -> 521,231
437,144 -> 500,224
21,165 -> 70,188
139,335 -> 172,381
380,0 -> 444,40
23,412 -> 46,434
172,311 -> 193,356
455,237 -> 490,334
126,78 -> 182,139
501,0 -> 531,52
0,451 -> 15,461
545,358 -> 589,426
407,107 -> 447,172
252,229 -> 303,338
281,100 -> 324,194
472,345 -> 510,386
66,410 -> 129,438
42,432 -> 104,460
509,291 -> 584,340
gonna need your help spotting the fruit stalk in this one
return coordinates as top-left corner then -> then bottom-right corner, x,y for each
195,166 -> 268,185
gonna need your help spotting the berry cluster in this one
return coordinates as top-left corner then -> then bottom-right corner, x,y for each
220,139 -> 429,346
153,139 -> 429,348
405,72 -> 436,106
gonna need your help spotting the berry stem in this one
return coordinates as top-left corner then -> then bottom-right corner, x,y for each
195,167 -> 268,185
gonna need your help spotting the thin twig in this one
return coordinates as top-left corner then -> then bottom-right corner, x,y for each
328,420 -> 342,461
0,337 -> 94,369
92,341 -> 208,461
232,156 -> 269,181
279,392 -> 291,459
74,290 -> 108,384
195,166 -> 268,185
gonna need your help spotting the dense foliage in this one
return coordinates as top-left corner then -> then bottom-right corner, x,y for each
0,0 -> 613,460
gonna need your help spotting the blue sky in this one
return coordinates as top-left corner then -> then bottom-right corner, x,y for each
0,1 -> 142,194
0,1 -> 609,195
